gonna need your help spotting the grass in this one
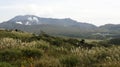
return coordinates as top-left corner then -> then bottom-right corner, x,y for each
0,30 -> 120,67
85,39 -> 102,43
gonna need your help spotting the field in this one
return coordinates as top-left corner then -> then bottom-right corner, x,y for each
0,30 -> 120,67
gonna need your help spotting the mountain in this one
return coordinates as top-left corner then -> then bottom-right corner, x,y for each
0,15 -> 97,37
100,24 -> 120,30
1,15 -> 96,28
7,15 -> 40,25
0,15 -> 120,39
99,24 -> 120,34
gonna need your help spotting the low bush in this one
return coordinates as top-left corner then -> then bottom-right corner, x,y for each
22,48 -> 43,59
0,49 -> 22,61
0,62 -> 13,67
60,55 -> 79,67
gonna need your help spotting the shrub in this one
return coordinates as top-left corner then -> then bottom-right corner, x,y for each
22,48 -> 43,59
0,62 -> 13,67
60,55 -> 79,67
0,49 -> 22,61
35,40 -> 50,50
34,57 -> 61,67
67,38 -> 79,46
108,38 -> 120,45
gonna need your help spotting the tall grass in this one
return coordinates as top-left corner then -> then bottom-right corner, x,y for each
0,38 -> 120,67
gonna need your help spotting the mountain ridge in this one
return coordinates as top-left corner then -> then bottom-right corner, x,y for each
1,15 -> 96,26
0,15 -> 120,39
1,15 -> 119,27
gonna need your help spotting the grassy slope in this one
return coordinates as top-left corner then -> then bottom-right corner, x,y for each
0,30 -> 32,38
0,30 -> 120,67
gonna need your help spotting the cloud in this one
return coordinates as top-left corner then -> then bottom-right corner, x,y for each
0,0 -> 120,25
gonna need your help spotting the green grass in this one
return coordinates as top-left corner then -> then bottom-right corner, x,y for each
0,30 -> 120,67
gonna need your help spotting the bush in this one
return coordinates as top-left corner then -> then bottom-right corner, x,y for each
0,49 -> 22,61
60,55 -> 79,67
34,57 -> 61,67
35,40 -> 50,50
22,48 -> 43,59
67,38 -> 79,46
108,38 -> 120,45
0,62 -> 13,67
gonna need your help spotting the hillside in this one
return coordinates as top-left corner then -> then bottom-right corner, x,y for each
0,30 -> 120,67
0,15 -> 120,39
0,15 -> 97,38
99,24 -> 120,34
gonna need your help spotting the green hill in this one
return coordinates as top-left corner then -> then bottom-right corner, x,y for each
0,30 -> 120,67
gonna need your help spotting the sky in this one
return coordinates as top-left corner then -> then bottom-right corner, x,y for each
0,0 -> 120,26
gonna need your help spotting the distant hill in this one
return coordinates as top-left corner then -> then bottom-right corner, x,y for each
0,15 -> 97,29
0,15 -> 97,37
0,15 -> 120,39
100,24 -> 120,33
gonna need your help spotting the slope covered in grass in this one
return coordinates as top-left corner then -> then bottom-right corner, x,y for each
0,30 -> 120,67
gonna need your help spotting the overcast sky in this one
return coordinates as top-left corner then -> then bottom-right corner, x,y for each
0,0 -> 120,26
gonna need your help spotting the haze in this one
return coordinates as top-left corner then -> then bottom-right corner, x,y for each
0,0 -> 120,26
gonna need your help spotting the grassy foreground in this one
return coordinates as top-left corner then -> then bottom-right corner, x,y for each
0,30 -> 120,67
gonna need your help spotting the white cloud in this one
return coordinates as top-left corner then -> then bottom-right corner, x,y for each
0,0 -> 120,26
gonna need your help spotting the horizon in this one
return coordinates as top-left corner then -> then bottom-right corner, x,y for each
1,14 -> 120,27
0,0 -> 120,26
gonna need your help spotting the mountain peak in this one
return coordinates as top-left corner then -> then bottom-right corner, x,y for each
7,15 -> 40,25
1,15 -> 96,28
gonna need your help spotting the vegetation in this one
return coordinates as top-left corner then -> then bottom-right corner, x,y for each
0,30 -> 120,67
